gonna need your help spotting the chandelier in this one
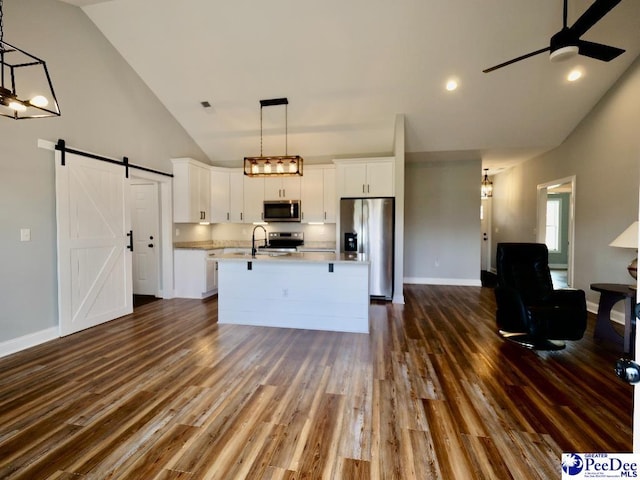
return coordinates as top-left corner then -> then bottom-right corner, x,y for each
0,0 -> 60,119
244,97 -> 303,177
481,168 -> 493,198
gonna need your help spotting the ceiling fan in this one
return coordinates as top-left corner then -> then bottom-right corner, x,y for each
483,0 -> 625,73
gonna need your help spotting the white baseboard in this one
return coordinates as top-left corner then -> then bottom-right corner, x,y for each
0,327 -> 59,359
404,277 -> 482,287
549,264 -> 568,269
586,300 -> 625,325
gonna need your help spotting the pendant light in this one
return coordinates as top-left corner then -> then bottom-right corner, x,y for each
244,97 -> 303,177
481,168 -> 493,198
0,0 -> 60,119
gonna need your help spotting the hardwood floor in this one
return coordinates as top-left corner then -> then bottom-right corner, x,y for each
0,285 -> 632,479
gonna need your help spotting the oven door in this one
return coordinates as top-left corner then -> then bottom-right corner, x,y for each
263,200 -> 301,222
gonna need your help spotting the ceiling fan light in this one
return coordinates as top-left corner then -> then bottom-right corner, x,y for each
567,69 -> 582,82
550,45 -> 579,62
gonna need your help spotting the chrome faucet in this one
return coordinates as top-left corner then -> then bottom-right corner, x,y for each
251,225 -> 268,257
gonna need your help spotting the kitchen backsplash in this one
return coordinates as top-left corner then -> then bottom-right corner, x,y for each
173,223 -> 336,244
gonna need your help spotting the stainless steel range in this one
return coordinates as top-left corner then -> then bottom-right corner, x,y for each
259,231 -> 304,252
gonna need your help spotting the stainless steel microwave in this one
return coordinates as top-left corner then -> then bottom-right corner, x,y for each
263,200 -> 301,222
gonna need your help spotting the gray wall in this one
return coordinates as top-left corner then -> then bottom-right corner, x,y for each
0,0 -> 207,343
492,55 -> 640,305
404,159 -> 481,283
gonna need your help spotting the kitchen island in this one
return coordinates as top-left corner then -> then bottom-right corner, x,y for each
217,252 -> 370,333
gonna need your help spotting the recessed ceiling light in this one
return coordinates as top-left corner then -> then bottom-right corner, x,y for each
567,69 -> 582,82
446,79 -> 458,91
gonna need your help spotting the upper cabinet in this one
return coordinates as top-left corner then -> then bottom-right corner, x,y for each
243,176 -> 264,223
264,176 -> 301,200
172,158 -> 211,223
174,161 -> 339,224
301,165 -> 336,223
210,167 -> 244,223
335,157 -> 394,198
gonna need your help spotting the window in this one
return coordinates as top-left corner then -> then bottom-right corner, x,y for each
545,197 -> 562,252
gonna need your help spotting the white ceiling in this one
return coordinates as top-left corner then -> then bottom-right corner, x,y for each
60,0 -> 640,173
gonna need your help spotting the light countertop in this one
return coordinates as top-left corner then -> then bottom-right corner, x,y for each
216,251 -> 368,264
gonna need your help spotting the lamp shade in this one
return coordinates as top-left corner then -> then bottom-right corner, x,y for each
609,221 -> 639,249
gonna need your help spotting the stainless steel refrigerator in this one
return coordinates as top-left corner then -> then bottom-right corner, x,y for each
340,198 -> 394,300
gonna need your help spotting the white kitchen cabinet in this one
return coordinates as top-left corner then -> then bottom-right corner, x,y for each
323,167 -> 336,222
301,165 -> 336,223
172,158 -> 211,223
243,176 -> 264,223
210,168 -> 244,223
229,170 -> 244,222
174,248 -> 224,298
336,157 -> 394,198
264,176 -> 301,200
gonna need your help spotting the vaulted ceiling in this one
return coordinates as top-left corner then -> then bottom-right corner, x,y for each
60,0 -> 640,172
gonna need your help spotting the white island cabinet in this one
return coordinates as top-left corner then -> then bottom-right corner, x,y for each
217,252 -> 370,333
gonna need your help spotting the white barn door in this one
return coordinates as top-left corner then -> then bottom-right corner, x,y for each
55,150 -> 133,336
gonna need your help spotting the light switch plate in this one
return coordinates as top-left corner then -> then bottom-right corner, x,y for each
20,228 -> 31,242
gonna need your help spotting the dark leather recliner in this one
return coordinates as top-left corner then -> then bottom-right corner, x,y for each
495,242 -> 587,350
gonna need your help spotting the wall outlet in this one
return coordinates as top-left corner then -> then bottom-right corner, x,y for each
20,228 -> 31,242
175,228 -> 180,237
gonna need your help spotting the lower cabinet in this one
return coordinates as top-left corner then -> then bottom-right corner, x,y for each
174,249 -> 226,298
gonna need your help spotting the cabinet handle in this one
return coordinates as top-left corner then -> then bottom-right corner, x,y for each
362,184 -> 365,193
324,212 -> 327,220
241,212 -> 243,221
283,189 -> 286,197
367,184 -> 370,193
227,212 -> 229,221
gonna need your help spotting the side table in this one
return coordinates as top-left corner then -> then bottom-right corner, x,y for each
590,283 -> 636,353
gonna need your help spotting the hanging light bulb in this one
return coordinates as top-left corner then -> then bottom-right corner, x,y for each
251,160 -> 259,175
263,160 -> 272,174
276,159 -> 284,173
8,100 -> 26,112
29,95 -> 49,107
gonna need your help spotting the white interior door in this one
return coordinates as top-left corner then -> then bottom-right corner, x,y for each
55,151 -> 133,336
131,182 -> 159,296
480,197 -> 492,271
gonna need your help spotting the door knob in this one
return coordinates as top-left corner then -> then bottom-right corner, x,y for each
615,358 -> 640,385
148,244 -> 154,248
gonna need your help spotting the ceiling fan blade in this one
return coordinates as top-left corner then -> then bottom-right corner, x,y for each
578,40 -> 625,61
570,0 -> 622,37
483,47 -> 551,73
